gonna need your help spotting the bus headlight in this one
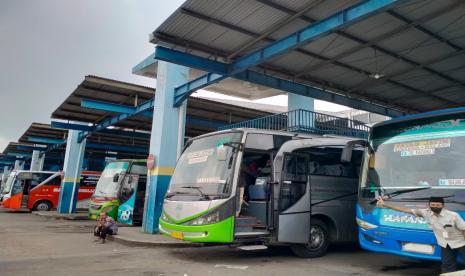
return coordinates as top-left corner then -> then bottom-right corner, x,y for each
356,218 -> 378,230
184,210 -> 220,226
161,212 -> 172,223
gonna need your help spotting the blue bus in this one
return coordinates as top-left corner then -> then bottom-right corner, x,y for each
357,107 -> 465,260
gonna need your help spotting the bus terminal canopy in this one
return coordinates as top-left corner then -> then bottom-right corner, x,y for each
17,123 -> 149,159
51,75 -> 273,139
142,0 -> 465,117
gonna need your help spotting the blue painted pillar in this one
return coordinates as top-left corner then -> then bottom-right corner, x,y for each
142,61 -> 188,233
30,149 -> 44,171
288,93 -> 315,130
57,129 -> 86,213
14,159 -> 24,170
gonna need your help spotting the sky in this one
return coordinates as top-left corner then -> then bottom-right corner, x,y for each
0,0 -> 348,151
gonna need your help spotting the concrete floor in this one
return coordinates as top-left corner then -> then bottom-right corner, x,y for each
0,208 -> 440,276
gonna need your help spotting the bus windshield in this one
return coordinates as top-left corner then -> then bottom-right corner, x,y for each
360,134 -> 465,201
168,132 -> 242,200
93,161 -> 130,198
2,172 -> 17,194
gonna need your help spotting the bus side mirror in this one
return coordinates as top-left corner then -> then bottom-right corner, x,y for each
217,146 -> 227,161
341,140 -> 368,163
112,174 -> 120,183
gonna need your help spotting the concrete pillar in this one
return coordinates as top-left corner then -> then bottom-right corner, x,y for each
14,159 -> 24,170
30,150 -> 41,171
57,130 -> 87,213
142,61 -> 188,233
287,93 -> 315,131
2,166 -> 11,182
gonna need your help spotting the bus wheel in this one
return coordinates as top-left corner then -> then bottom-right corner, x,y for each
33,201 -> 52,211
291,219 -> 329,258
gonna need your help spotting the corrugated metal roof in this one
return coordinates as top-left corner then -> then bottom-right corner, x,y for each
151,0 -> 465,114
51,76 -> 272,138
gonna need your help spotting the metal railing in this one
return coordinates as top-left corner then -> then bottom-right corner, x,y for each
218,109 -> 370,138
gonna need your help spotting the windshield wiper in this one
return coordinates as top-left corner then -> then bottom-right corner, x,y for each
370,186 -> 432,205
180,186 -> 211,200
165,191 -> 193,199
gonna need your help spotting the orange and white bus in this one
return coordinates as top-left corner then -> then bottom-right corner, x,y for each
1,170 -> 100,211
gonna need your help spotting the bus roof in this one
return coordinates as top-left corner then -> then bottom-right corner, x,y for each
189,128 -> 356,141
373,106 -> 465,129
12,170 -> 58,174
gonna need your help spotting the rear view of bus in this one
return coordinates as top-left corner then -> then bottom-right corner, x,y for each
357,108 -> 465,260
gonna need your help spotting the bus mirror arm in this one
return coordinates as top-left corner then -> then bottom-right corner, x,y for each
341,140 -> 368,163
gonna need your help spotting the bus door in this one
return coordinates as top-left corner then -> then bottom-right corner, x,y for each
277,153 -> 311,244
21,172 -> 54,209
132,175 -> 147,225
117,174 -> 140,225
8,173 -> 27,209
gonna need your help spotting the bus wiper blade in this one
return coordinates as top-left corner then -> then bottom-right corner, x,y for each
370,186 -> 431,205
180,186 -> 211,200
165,191 -> 190,198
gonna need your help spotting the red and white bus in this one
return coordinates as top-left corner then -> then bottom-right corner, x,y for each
1,170 -> 100,211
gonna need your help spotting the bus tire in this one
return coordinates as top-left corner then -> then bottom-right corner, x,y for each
33,200 -> 52,212
291,219 -> 330,258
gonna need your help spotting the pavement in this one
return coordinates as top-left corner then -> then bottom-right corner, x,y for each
0,207 -> 443,276
113,226 -> 202,248
33,210 -> 90,220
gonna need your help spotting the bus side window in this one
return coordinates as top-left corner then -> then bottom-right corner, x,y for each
308,148 -> 360,178
46,176 -> 62,186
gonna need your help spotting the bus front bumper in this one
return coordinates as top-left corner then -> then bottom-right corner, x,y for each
358,226 -> 441,261
159,216 -> 234,243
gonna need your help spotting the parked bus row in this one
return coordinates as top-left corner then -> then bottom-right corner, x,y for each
160,107 -> 465,261
2,107 -> 464,263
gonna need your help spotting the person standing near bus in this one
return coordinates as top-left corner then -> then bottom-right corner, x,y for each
377,197 -> 465,273
94,212 -> 118,243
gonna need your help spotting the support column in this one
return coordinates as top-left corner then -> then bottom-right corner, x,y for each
30,149 -> 41,171
14,159 -> 24,170
57,130 -> 87,213
287,93 -> 315,131
2,166 -> 11,183
142,61 -> 188,233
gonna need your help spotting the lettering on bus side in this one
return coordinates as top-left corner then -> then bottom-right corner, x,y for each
383,214 -> 426,224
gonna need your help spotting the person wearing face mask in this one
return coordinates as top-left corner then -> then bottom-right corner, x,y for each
377,196 -> 465,273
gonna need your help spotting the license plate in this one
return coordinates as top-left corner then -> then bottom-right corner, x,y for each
402,243 -> 434,254
171,231 -> 184,239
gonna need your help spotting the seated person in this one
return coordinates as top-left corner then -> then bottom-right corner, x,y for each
94,212 -> 118,243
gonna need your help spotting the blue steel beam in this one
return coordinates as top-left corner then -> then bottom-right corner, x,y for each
17,145 -> 47,151
81,99 -> 138,114
81,97 -> 232,128
156,47 -> 406,117
99,129 -> 151,139
28,136 -> 65,144
132,52 -> 156,74
51,121 -> 94,132
7,152 -> 32,158
78,99 -> 155,142
174,73 -> 227,106
86,143 -> 148,154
